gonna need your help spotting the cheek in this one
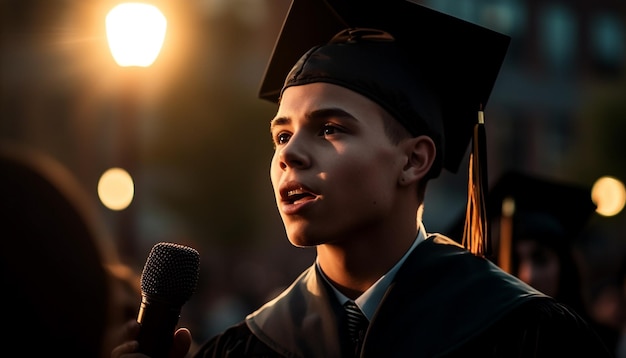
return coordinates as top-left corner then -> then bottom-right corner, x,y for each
331,152 -> 396,198
269,155 -> 282,192
359,149 -> 400,184
269,153 -> 280,176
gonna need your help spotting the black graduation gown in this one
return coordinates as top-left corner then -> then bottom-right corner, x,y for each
193,235 -> 613,357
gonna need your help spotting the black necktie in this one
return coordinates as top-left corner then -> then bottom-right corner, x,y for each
344,301 -> 368,357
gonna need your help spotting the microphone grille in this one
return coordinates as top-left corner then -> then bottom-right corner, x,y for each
140,242 -> 200,304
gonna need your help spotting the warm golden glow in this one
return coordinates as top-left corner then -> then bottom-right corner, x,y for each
105,3 -> 167,67
591,176 -> 626,217
98,168 -> 135,211
498,196 -> 515,274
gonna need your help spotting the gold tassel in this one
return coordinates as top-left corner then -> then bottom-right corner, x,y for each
462,110 -> 490,257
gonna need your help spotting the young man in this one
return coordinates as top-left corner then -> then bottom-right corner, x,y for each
112,0 -> 613,356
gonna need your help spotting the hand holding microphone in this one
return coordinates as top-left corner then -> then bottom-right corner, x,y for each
135,242 -> 200,358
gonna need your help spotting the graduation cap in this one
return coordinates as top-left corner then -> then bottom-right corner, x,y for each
483,171 -> 597,273
258,0 -> 511,256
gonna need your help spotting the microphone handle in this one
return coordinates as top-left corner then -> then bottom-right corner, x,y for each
136,295 -> 182,358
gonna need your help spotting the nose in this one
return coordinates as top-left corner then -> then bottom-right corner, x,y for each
276,134 -> 311,170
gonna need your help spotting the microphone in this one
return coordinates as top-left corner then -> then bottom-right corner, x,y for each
136,242 -> 200,357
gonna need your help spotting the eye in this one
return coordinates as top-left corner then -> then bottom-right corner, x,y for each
274,132 -> 291,145
319,123 -> 342,137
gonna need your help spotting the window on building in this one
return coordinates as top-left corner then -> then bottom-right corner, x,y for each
590,12 -> 624,77
539,4 -> 577,75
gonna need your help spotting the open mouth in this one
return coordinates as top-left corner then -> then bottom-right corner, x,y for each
286,188 -> 315,204
284,188 -> 315,204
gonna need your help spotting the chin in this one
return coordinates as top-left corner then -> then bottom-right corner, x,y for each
287,238 -> 317,248
287,233 -> 324,248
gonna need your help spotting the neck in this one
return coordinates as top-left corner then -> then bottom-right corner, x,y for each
316,223 -> 419,299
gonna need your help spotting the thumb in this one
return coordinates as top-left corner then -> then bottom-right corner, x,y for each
169,327 -> 192,358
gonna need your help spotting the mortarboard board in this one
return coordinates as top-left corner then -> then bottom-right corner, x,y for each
484,171 -> 597,272
258,0 -> 511,256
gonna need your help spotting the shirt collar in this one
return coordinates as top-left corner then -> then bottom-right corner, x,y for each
317,223 -> 428,320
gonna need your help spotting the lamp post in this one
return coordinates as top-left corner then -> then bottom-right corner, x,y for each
104,2 -> 167,260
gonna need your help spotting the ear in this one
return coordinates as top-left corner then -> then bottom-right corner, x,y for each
398,135 -> 436,186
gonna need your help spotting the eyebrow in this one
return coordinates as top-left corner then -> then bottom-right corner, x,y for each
270,107 -> 355,130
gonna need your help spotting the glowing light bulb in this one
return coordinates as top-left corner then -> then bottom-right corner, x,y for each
106,3 -> 167,67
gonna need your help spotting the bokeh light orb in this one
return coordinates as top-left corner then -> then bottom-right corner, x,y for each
106,3 -> 167,67
98,167 -> 134,211
591,176 -> 626,217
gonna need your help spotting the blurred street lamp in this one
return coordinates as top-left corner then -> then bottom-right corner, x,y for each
104,2 -> 167,260
106,3 -> 167,67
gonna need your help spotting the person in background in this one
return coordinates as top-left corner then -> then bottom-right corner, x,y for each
0,141 -> 127,357
478,171 -> 595,309
588,256 -> 626,358
112,0 -> 613,356
474,170 -> 621,355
